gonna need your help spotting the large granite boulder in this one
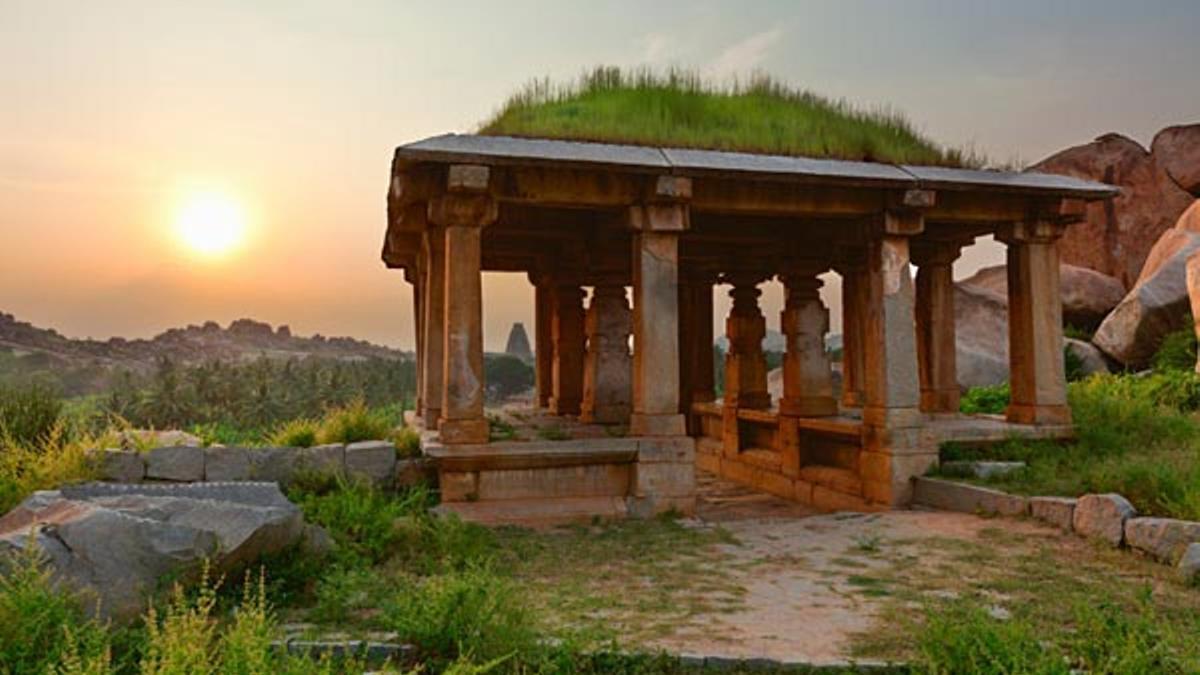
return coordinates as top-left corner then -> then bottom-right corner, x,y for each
954,282 -> 1010,390
1151,124 -> 1200,197
958,263 -> 1126,331
0,482 -> 307,620
1093,201 -> 1200,367
1030,132 -> 1196,288
1073,493 -> 1136,547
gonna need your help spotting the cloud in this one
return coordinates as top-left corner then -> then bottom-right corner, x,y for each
637,31 -> 677,66
704,28 -> 784,79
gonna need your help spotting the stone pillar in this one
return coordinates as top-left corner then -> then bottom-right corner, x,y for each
629,200 -> 687,437
779,272 -> 837,417
419,226 -> 446,429
860,211 -> 933,506
581,284 -> 632,424
550,283 -> 586,415
913,242 -> 962,414
532,276 -> 554,408
410,268 -> 424,416
1000,220 -> 1071,425
428,165 -> 497,445
837,259 -> 866,409
721,273 -> 770,456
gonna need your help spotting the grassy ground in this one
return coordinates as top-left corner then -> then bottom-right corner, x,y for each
939,369 -> 1200,520
480,67 -> 980,167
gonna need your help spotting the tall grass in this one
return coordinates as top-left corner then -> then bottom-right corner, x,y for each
480,66 -> 983,167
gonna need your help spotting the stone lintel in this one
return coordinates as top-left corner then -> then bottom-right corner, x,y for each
881,209 -> 925,236
653,175 -> 693,200
628,202 -> 689,232
447,164 -> 490,192
996,218 -> 1066,245
427,192 -> 498,229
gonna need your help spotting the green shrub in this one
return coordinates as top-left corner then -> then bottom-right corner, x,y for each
270,418 -> 319,448
0,380 -> 64,448
317,399 -> 393,445
393,426 -> 422,457
959,383 -> 1010,415
1153,326 -> 1197,372
0,542 -> 110,674
0,426 -> 102,513
385,563 -> 536,664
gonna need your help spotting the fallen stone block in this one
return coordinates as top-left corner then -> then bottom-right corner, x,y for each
1029,496 -> 1076,532
1073,493 -> 1136,546
1124,517 -> 1200,564
98,448 -> 144,483
911,477 -> 1028,516
146,445 -> 204,482
345,441 -> 396,486
204,446 -> 251,481
1179,543 -> 1200,585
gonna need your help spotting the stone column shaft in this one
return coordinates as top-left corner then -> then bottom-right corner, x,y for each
630,231 -> 686,436
779,273 -> 837,417
438,222 -> 488,443
412,275 -> 424,415
534,281 -> 554,408
914,245 -> 961,414
1002,221 -> 1071,425
682,276 -> 716,407
722,275 -> 771,410
419,227 -> 446,429
581,284 -> 632,424
550,284 -> 586,415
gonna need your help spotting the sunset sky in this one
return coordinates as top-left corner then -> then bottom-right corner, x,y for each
2,1 -> 1198,350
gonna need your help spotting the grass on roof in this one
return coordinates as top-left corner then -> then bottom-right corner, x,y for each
479,67 -> 982,168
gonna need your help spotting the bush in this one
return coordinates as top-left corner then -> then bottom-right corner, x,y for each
317,399 -> 394,445
1153,326 -> 1197,372
0,427 -> 101,513
269,418 -> 319,448
0,380 -> 64,448
959,383 -> 1010,415
393,426 -> 421,458
385,563 -> 536,665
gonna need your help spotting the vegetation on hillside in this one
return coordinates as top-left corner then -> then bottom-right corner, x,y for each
480,67 -> 983,167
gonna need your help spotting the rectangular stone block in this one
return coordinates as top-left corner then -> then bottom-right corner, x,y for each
146,446 -> 204,482
477,464 -> 631,500
345,441 -> 396,486
635,461 -> 695,498
249,447 -> 298,485
695,447 -> 722,475
100,449 -> 144,482
1029,496 -> 1076,532
297,444 -> 345,477
636,437 -> 695,463
1124,517 -> 1200,564
204,446 -> 250,482
911,477 -> 1028,516
440,471 -> 479,502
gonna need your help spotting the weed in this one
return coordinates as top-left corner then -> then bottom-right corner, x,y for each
487,414 -> 517,442
0,380 -> 64,448
317,399 -> 393,445
269,418 -> 319,448
393,425 -> 422,457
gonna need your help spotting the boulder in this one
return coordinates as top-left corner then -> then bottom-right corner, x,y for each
145,445 -> 205,482
959,263 -> 1126,331
1065,339 -> 1111,377
1179,543 -> 1200,584
1072,493 -> 1136,546
1151,124 -> 1200,196
1123,517 -> 1200,564
1030,496 -> 1076,532
345,441 -> 396,486
98,448 -> 144,482
204,446 -> 251,482
0,482 -> 304,620
1030,132 -> 1195,288
1093,204 -> 1200,367
954,283 -> 1010,390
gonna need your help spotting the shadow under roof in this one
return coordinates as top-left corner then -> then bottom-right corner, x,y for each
395,134 -> 1118,200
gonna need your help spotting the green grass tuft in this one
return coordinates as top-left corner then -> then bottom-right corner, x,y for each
480,66 -> 983,167
316,399 -> 394,445
269,417 -> 320,448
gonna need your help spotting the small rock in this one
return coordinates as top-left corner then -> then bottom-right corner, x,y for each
1178,543 -> 1200,585
99,448 -> 144,483
204,446 -> 250,481
1029,496 -> 1076,532
145,446 -> 204,482
987,605 -> 1011,621
1073,493 -> 1136,546
345,441 -> 396,486
1123,517 -> 1200,564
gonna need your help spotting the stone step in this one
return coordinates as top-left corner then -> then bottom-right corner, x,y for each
433,496 -> 629,526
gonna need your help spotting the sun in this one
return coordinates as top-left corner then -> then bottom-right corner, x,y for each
173,189 -> 248,258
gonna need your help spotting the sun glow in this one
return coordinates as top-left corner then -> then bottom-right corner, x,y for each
173,189 -> 248,258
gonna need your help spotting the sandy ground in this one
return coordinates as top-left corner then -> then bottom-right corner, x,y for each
644,472 -> 1058,664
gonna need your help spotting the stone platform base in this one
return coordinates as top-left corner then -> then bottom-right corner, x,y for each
423,436 -> 696,526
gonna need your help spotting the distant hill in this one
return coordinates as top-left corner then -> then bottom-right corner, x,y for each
0,312 -> 409,395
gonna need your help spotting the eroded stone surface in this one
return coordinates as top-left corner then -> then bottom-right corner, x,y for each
1123,517 -> 1200,564
1073,493 -> 1136,546
345,441 -> 396,485
99,448 -> 144,482
146,445 -> 204,482
204,446 -> 250,482
1179,543 -> 1200,584
0,482 -> 304,620
1029,496 -> 1076,532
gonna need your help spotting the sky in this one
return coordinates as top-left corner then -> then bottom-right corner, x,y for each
2,1 -> 1198,350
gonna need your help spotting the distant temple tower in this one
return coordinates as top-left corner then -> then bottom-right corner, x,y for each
504,322 -> 533,363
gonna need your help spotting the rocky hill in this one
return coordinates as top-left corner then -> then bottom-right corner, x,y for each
0,312 -> 409,394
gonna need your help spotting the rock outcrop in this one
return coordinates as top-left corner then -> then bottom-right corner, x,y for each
1030,131 -> 1197,288
957,263 -> 1125,331
1093,201 -> 1200,367
0,482 -> 311,620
